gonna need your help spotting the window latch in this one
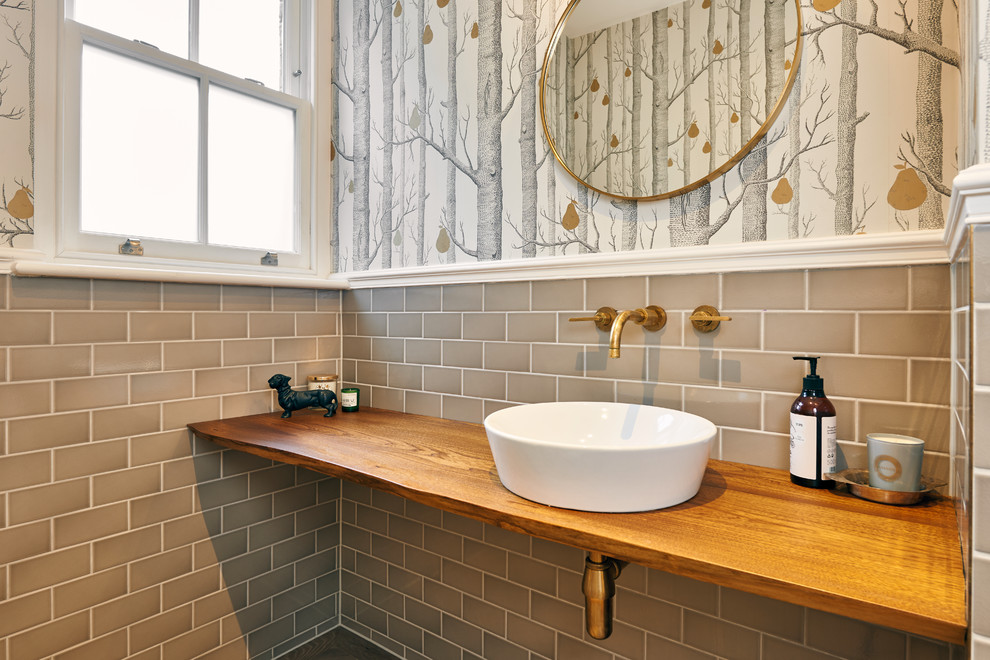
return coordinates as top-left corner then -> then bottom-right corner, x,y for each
244,78 -> 266,86
119,239 -> 143,256
261,252 -> 278,266
133,39 -> 160,50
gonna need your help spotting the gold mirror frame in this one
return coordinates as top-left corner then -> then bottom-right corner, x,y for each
540,0 -> 804,202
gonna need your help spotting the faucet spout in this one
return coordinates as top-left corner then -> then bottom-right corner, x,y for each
608,305 -> 666,358
609,309 -> 641,358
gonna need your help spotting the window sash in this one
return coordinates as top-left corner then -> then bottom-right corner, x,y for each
59,15 -> 313,273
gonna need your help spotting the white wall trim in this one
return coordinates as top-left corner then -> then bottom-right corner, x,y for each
343,231 -> 949,288
5,260 -> 349,289
945,163 -> 990,260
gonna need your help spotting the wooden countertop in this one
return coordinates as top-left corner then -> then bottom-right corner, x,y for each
189,408 -> 967,645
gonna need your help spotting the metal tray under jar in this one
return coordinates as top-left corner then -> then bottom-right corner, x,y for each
826,469 -> 945,506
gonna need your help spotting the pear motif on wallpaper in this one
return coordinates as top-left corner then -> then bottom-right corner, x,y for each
702,141 -> 712,154
574,111 -> 579,119
436,227 -> 451,253
590,77 -> 600,93
812,0 -> 842,10
562,201 -> 580,230
7,186 -> 32,219
702,0 -> 711,8
625,67 -> 632,78
771,177 -> 793,204
330,141 -> 336,161
688,122 -> 699,138
784,59 -> 792,70
437,0 -> 449,7
393,231 -> 403,246
393,0 -> 402,17
668,18 -> 674,28
410,106 -> 421,130
887,163 -> 927,210
602,94 -> 610,106
423,25 -> 433,44
348,181 -> 354,194
471,22 -> 479,39
667,158 -> 673,167
730,111 -> 739,124
610,134 -> 619,148
712,39 -> 723,55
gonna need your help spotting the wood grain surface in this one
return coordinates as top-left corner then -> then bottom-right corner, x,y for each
189,408 -> 967,644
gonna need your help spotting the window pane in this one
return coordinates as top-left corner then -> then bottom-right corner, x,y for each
208,85 -> 295,252
79,46 -> 199,242
200,0 -> 283,90
73,0 -> 189,58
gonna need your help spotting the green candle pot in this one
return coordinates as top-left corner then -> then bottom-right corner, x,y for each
341,388 -> 360,412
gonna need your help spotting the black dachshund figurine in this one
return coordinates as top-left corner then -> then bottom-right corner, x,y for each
268,374 -> 337,418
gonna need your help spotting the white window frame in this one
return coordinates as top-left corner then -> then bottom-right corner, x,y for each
47,0 -> 330,279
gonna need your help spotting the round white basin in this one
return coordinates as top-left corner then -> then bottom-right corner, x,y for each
484,402 -> 716,512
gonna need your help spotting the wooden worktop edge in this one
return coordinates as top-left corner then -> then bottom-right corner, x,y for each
189,411 -> 967,645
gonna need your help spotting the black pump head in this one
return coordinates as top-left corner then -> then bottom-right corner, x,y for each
793,356 -> 819,375
793,356 -> 824,395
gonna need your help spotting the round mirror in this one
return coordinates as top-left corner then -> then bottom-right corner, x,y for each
541,0 -> 802,201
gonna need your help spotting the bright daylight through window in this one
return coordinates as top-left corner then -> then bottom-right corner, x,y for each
63,0 -> 310,268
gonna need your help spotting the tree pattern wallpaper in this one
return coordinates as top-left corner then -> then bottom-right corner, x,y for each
0,1 -> 971,267
0,0 -> 33,249
333,0 -> 963,272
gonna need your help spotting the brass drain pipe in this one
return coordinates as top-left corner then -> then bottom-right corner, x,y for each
582,551 -> 623,639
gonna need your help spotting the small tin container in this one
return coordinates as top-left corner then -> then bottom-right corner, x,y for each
341,388 -> 360,412
307,374 -> 338,395
307,375 -> 338,410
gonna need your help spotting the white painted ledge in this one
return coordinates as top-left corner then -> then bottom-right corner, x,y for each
5,260 -> 350,290
945,163 -> 990,259
343,231 -> 949,288
9,163 -> 990,289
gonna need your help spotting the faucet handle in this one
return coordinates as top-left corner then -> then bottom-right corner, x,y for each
569,306 -> 617,331
689,305 -> 731,332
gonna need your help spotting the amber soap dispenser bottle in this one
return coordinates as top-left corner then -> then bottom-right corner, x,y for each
789,356 -> 837,489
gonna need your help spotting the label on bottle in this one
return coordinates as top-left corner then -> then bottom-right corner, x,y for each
341,391 -> 358,407
789,412 -> 837,480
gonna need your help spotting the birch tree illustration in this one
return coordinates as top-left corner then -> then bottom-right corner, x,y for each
334,0 -> 383,270
785,51 -> 803,238
439,0 -> 464,264
914,0 -> 943,229
834,0 -> 862,235
331,0 -> 342,272
578,31 -> 597,252
701,83 -> 834,244
515,0 -> 541,258
741,0 -> 786,242
396,0 -> 412,267
411,1 -> 528,261
617,17 -> 643,251
378,0 -> 397,268
0,0 -> 32,247
805,0 -> 959,231
651,8 -> 670,195
413,0 -> 429,265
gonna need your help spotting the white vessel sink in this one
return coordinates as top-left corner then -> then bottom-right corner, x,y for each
484,402 -> 717,512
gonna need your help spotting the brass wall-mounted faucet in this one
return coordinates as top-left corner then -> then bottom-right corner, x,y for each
608,306 -> 666,358
569,305 -> 667,358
